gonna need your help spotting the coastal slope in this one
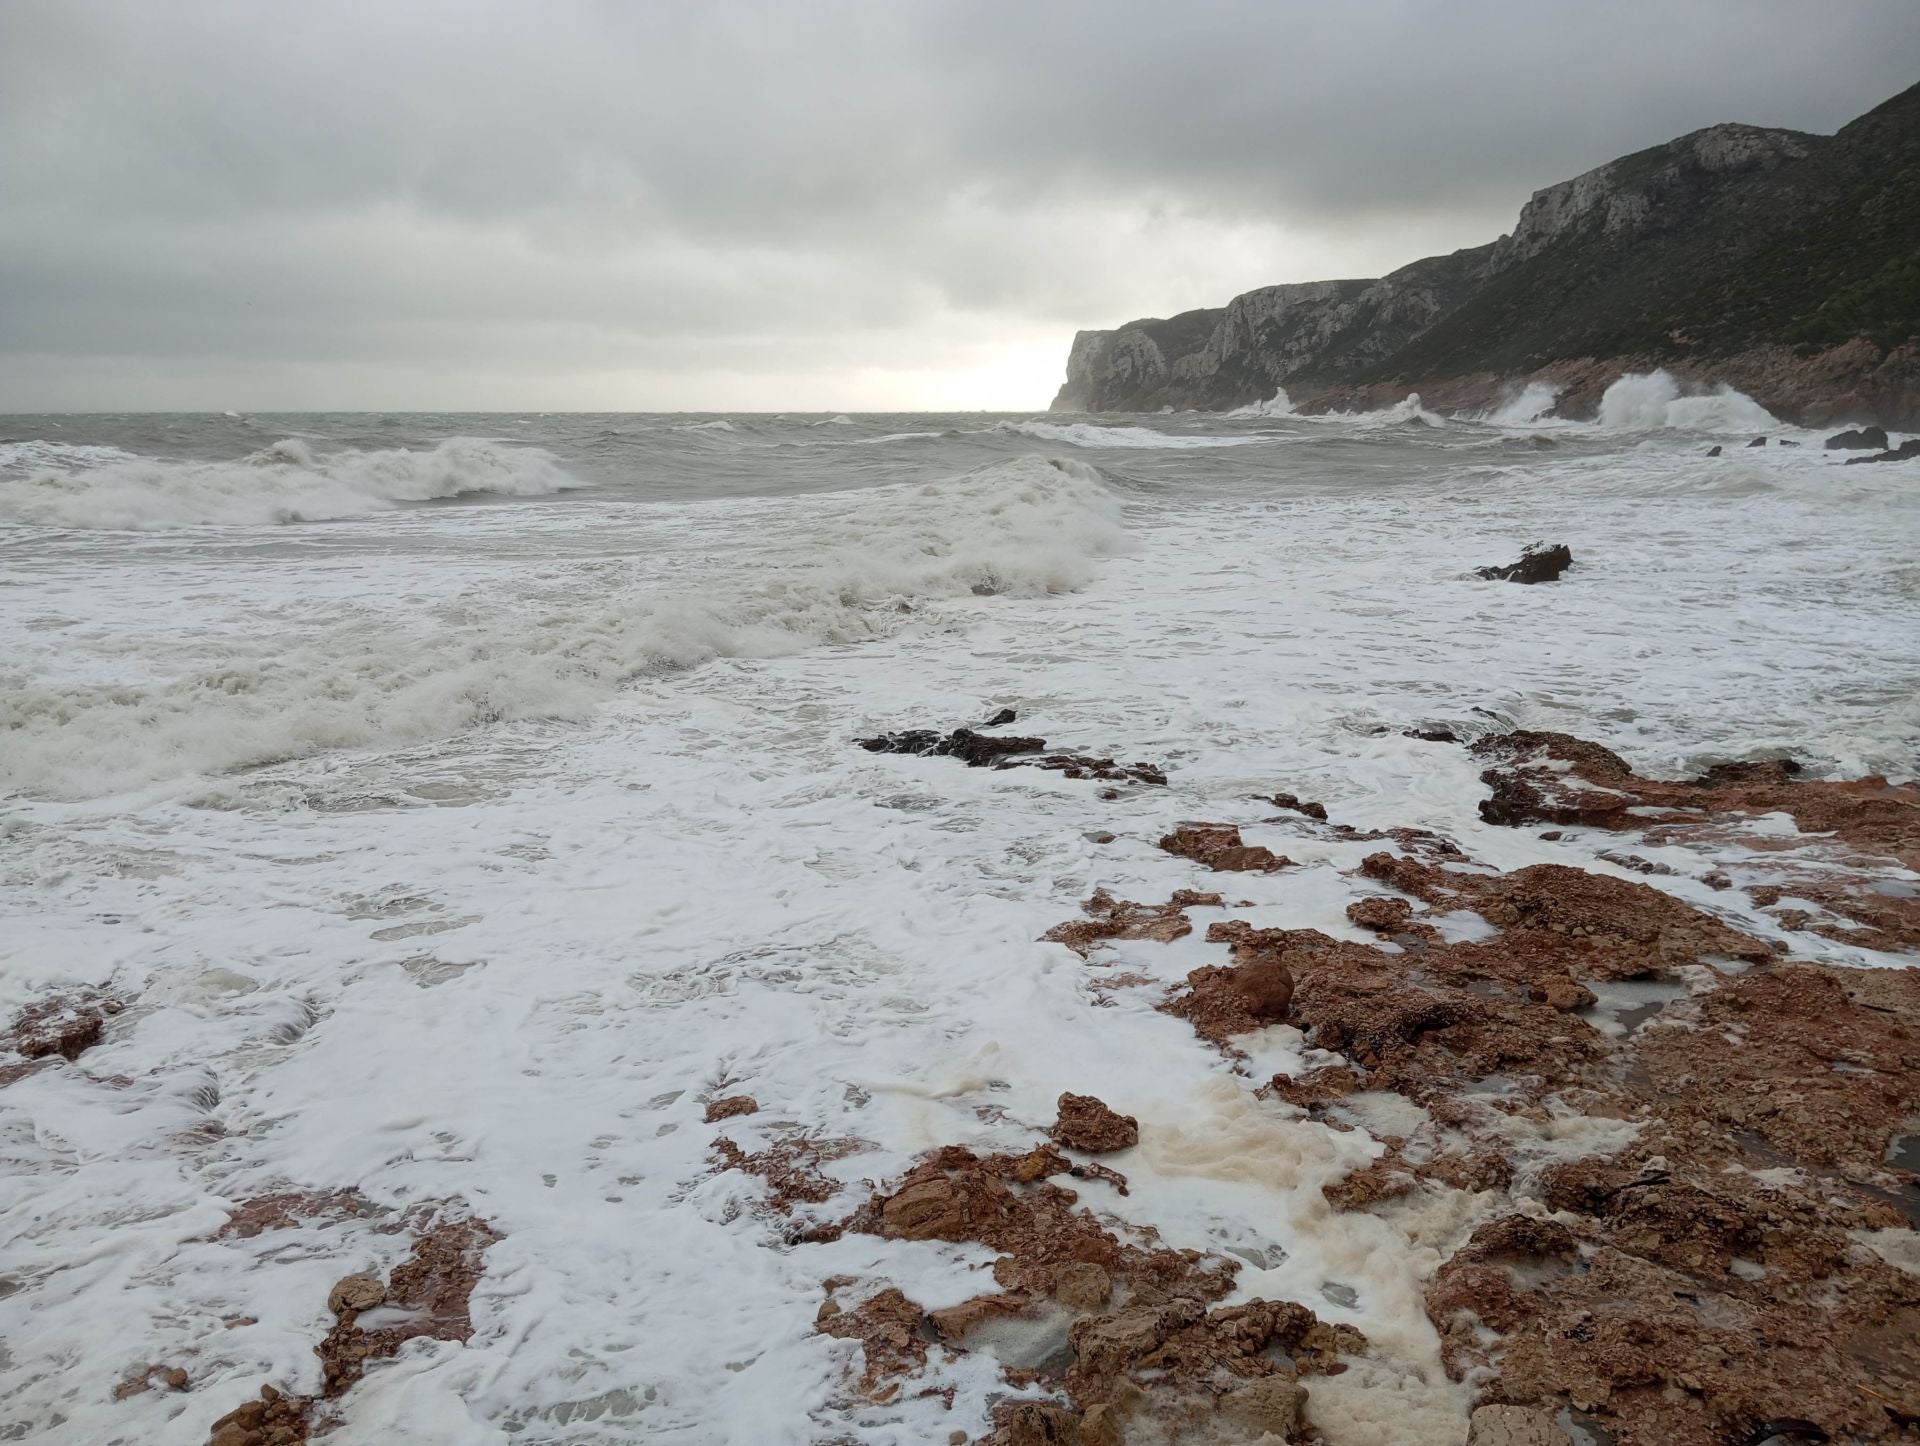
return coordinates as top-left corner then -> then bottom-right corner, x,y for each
1052,82 -> 1920,425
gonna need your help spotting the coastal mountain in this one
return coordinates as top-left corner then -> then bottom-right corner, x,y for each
1052,82 -> 1920,425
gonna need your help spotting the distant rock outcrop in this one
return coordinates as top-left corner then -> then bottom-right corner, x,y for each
1051,84 -> 1920,427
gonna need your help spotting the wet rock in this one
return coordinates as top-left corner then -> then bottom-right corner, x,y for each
704,1094 -> 759,1122
1030,753 -> 1167,786
1467,1403 -> 1573,1445
986,1402 -> 1086,1445
1346,895 -> 1415,933
1748,435 -> 1769,447
11,995 -> 113,1062
816,1286 -> 930,1388
114,1363 -> 190,1399
858,724 -> 1164,786
859,726 -> 1046,767
1471,728 -> 1920,950
1476,542 -> 1572,584
1706,445 -> 1723,456
1269,1064 -> 1360,1112
1844,437 -> 1920,464
1265,791 -> 1329,821
984,708 -> 1019,727
216,1189 -> 379,1240
325,1274 -> 385,1317
1157,823 -> 1292,873
1825,425 -> 1889,449
1051,1093 -> 1138,1153
1042,889 -> 1221,958
1052,1261 -> 1112,1309
206,1385 -> 311,1446
711,1134 -> 867,1223
1529,975 -> 1596,1012
316,1214 -> 500,1397
1405,724 -> 1460,742
1220,1375 -> 1308,1438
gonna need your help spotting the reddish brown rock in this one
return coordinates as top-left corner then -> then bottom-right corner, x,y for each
704,1094 -> 759,1122
1528,975 -> 1596,1012
816,1286 -> 930,1391
1264,792 -> 1329,821
1041,889 -> 1220,958
10,994 -> 115,1062
1157,824 -> 1293,873
1050,1093 -> 1139,1153
214,1190 -> 379,1240
317,1214 -> 499,1397
205,1385 -> 311,1446
1345,895 -> 1415,933
114,1363 -> 190,1399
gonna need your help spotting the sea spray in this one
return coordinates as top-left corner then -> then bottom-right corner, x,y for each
1596,370 -> 1778,432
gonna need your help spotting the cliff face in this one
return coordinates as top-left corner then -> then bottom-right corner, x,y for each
1051,83 -> 1920,425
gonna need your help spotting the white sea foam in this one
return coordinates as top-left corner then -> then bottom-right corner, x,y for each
1595,370 -> 1779,432
995,419 -> 1267,449
0,456 -> 1129,797
1330,393 -> 1448,428
0,436 -> 583,529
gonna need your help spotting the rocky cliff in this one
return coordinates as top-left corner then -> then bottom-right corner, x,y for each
1051,82 -> 1920,426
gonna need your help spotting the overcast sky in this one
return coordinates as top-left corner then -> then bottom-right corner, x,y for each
3,2 -> 1916,412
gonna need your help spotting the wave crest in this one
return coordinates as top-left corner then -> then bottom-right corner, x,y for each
1,456 -> 1130,797
0,436 -> 584,529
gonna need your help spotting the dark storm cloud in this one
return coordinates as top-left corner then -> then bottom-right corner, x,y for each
2,0 -> 1916,408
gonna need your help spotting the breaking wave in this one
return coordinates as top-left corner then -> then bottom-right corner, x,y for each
1481,382 -> 1563,426
0,456 -> 1131,797
995,420 -> 1267,449
0,436 -> 584,529
1595,371 -> 1778,432
1341,394 -> 1448,428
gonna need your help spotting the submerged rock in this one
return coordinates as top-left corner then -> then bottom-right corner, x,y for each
1747,435 -> 1769,447
1476,542 -> 1572,584
1825,425 -> 1889,449
857,726 -> 1045,767
1844,437 -> 1920,464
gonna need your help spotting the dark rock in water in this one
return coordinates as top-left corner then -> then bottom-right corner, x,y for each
983,708 -> 1018,727
1476,543 -> 1572,584
858,725 -> 1165,785
1825,425 -> 1889,450
1843,437 -> 1920,465
858,727 -> 1045,766
1032,754 -> 1167,786
1404,726 -> 1460,743
1265,792 -> 1328,821
1747,436 -> 1769,447
1778,438 -> 1800,446
1706,445 -> 1723,457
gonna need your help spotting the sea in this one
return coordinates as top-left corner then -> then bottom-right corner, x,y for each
2,382 -> 1917,1443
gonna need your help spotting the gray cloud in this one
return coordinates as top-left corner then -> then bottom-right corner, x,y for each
3,0 -> 1916,409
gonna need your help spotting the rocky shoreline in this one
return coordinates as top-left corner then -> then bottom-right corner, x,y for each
776,725 -> 1920,1444
8,719 -> 1915,1445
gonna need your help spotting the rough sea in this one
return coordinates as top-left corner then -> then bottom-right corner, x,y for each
2,385 -> 1917,1443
